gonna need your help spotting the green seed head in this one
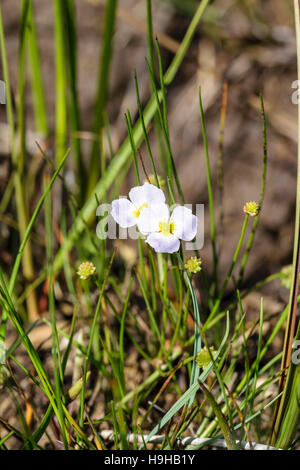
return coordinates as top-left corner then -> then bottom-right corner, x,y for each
243,201 -> 259,217
77,261 -> 96,280
145,174 -> 166,189
184,256 -> 202,274
196,346 -> 217,369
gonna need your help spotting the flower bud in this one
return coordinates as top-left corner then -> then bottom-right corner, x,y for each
243,201 -> 259,217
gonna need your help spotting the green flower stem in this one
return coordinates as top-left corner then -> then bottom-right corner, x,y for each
176,253 -> 201,404
237,94 -> 267,287
199,88 -> 218,295
203,214 -> 249,332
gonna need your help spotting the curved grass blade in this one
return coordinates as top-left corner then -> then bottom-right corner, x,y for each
271,0 -> 300,447
199,88 -> 217,294
176,253 -> 201,403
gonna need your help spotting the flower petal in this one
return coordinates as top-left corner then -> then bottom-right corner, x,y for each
129,182 -> 165,207
111,198 -> 136,228
146,232 -> 180,253
137,203 -> 169,235
170,206 -> 197,241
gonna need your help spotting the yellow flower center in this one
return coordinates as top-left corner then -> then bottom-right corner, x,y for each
133,203 -> 148,218
159,221 -> 175,236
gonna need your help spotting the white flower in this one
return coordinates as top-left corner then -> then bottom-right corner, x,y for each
111,182 -> 165,229
138,203 -> 197,253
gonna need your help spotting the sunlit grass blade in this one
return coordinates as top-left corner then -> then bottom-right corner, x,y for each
27,1 -> 49,137
54,0 -> 68,165
273,323 -> 300,449
79,250 -> 116,428
237,93 -> 268,287
199,88 -> 217,294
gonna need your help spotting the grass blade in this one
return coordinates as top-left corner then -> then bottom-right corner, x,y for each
27,1 -> 49,137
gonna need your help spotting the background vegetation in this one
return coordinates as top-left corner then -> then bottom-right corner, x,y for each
0,0 -> 299,450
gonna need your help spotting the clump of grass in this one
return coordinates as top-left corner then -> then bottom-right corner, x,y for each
0,0 -> 299,451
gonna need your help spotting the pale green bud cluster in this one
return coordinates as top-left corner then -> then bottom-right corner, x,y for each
77,261 -> 96,280
184,256 -> 202,274
243,201 -> 259,217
